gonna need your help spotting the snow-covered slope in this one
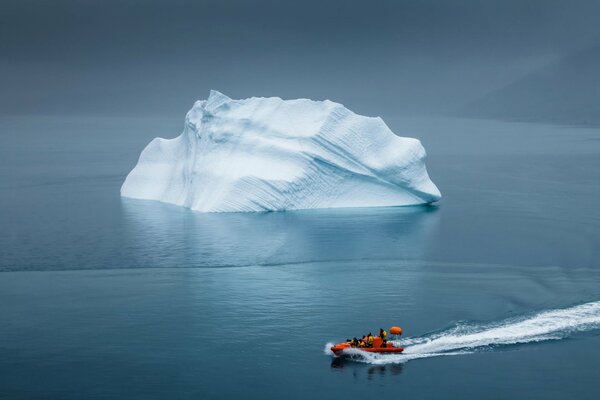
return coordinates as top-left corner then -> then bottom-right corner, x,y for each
121,91 -> 441,212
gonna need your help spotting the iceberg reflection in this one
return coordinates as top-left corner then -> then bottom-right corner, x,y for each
121,199 -> 440,269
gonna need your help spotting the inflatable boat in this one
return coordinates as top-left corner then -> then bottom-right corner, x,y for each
330,326 -> 404,356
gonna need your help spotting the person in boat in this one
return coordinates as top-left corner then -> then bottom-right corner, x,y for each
351,337 -> 359,347
379,328 -> 388,347
359,336 -> 367,347
367,333 -> 374,347
379,328 -> 387,341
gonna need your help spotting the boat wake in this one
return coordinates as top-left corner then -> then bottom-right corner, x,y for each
325,301 -> 600,365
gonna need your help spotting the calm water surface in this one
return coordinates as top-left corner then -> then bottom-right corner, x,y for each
1,116 -> 599,399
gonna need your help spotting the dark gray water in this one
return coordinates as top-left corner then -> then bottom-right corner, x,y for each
1,116 -> 599,399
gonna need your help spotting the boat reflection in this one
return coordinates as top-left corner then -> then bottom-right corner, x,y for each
331,357 -> 404,378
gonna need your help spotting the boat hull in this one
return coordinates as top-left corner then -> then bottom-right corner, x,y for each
330,342 -> 404,356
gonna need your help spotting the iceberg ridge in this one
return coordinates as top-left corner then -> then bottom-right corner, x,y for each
121,91 -> 441,212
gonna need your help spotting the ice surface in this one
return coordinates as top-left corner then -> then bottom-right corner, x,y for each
121,91 -> 441,212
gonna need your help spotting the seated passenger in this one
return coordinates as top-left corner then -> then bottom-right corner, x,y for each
367,333 -> 374,347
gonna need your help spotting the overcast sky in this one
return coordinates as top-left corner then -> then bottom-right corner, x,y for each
2,0 -> 599,118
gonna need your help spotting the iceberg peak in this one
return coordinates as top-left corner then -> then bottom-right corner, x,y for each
205,90 -> 231,110
121,92 -> 441,212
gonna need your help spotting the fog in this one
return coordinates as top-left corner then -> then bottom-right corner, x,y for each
1,0 -> 599,123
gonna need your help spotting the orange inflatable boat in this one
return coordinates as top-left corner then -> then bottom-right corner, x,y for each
330,326 -> 404,356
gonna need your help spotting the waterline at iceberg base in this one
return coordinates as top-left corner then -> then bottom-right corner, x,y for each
121,91 -> 441,212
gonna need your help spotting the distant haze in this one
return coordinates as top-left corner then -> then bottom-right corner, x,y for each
1,0 -> 599,123
464,44 -> 600,125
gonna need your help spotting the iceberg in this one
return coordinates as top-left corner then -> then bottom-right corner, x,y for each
121,91 -> 441,212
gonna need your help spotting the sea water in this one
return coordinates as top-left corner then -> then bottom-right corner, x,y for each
1,116 -> 599,399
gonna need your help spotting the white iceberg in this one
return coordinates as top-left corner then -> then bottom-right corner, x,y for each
121,91 -> 441,212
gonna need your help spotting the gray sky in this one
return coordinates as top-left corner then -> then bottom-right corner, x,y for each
2,0 -> 599,118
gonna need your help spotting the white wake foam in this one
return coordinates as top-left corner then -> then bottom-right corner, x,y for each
325,301 -> 600,365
